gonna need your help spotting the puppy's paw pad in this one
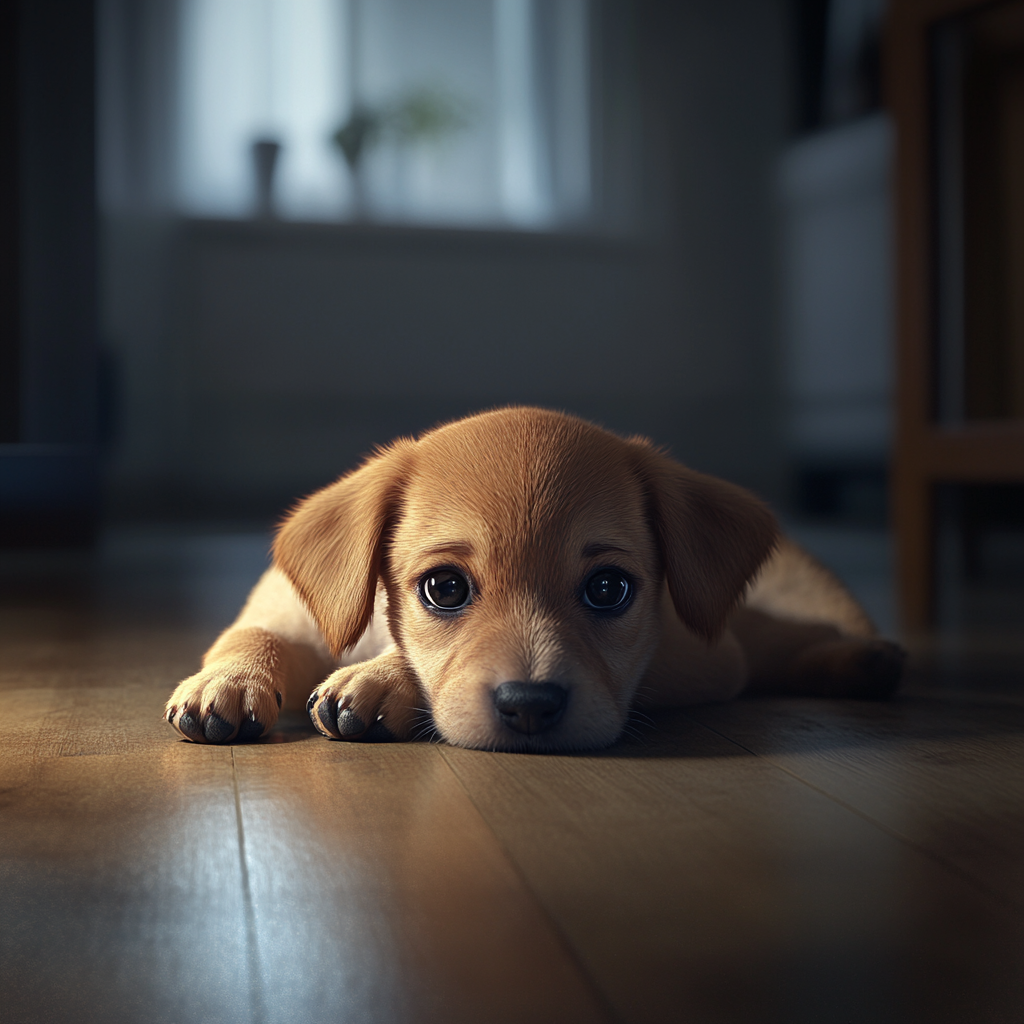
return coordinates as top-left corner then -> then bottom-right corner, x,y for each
311,692 -> 343,738
176,710 -> 204,742
337,707 -> 367,737
310,692 -> 382,740
202,712 -> 235,743
311,696 -> 396,742
235,714 -> 267,742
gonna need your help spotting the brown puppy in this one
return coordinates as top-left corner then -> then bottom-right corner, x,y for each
164,408 -> 904,751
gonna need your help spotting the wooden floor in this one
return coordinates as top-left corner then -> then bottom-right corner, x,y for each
2,529 -> 1023,1024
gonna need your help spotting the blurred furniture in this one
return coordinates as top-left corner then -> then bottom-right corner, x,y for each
889,0 -> 1024,630
0,0 -> 99,545
778,114 -> 893,524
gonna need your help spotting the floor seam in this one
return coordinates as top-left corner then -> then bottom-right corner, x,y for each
685,713 -> 1024,921
232,747 -> 268,1024
434,744 -> 624,1024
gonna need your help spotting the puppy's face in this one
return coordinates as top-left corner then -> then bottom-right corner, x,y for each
275,408 -> 777,751
385,421 -> 662,750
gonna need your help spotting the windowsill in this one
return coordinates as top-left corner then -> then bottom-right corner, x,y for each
105,209 -> 663,259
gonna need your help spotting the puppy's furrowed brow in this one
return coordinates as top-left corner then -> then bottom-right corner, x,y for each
420,541 -> 475,560
581,542 -> 631,559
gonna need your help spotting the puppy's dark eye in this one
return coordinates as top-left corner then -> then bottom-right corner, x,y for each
583,569 -> 632,611
420,569 -> 472,611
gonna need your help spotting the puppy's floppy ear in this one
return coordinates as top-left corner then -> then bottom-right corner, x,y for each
631,442 -> 779,641
273,439 -> 415,657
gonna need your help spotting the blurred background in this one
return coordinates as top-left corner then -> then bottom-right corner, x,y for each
2,0 -> 1022,660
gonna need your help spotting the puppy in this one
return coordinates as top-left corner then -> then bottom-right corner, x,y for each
164,407 -> 904,751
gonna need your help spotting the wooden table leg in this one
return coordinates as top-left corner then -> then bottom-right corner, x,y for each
894,464 -> 933,633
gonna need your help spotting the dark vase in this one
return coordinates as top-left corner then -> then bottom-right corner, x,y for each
251,138 -> 282,218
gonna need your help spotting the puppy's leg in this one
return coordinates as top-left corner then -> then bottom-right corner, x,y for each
735,539 -> 905,698
308,647 -> 422,742
165,567 -> 335,743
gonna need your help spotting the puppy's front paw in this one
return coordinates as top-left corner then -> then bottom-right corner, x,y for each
308,650 -> 421,742
165,662 -> 282,744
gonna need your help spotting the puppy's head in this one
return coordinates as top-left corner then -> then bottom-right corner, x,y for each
275,408 -> 777,751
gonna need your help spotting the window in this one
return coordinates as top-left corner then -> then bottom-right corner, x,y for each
105,0 -> 593,227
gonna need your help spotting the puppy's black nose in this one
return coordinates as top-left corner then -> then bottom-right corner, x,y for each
493,682 -> 567,735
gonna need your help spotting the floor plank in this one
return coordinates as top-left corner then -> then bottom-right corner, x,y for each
1,738 -> 255,1024
688,697 -> 1024,912
440,712 -> 1024,1024
232,719 -> 612,1024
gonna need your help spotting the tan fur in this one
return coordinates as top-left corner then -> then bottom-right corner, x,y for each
164,408 -> 904,749
745,538 -> 875,637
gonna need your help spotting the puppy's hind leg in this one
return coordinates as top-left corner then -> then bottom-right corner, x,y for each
734,539 -> 905,699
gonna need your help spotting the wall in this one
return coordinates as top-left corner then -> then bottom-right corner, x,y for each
100,0 -> 790,522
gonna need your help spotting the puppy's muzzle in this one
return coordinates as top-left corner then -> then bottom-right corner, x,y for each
493,682 -> 567,736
